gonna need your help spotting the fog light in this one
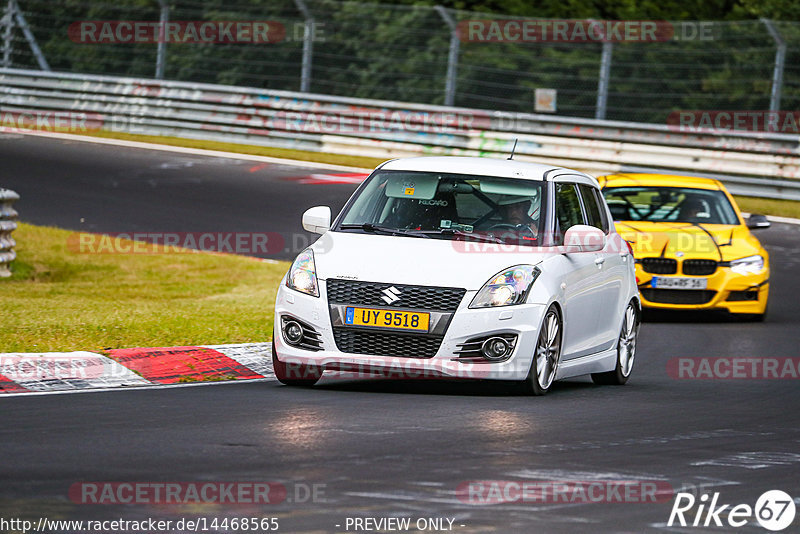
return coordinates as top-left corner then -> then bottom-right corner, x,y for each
283,320 -> 303,345
481,337 -> 510,361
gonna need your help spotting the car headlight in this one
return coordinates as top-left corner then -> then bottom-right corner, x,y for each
286,248 -> 319,297
470,265 -> 540,308
729,254 -> 764,275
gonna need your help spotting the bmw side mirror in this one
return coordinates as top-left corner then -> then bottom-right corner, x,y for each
302,206 -> 331,234
747,214 -> 770,230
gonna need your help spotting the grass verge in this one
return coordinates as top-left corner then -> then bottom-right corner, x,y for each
733,195 -> 800,220
1,223 -> 288,353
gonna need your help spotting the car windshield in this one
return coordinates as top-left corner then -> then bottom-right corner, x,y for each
603,186 -> 739,225
336,171 -> 546,246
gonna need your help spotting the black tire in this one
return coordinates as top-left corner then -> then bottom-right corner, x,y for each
272,343 -> 322,387
523,305 -> 563,396
592,300 -> 639,386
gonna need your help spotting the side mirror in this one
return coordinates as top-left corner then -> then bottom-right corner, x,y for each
746,214 -> 770,230
302,206 -> 331,235
563,225 -> 606,253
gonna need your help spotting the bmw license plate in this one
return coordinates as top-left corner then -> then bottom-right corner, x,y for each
345,307 -> 430,332
651,277 -> 708,290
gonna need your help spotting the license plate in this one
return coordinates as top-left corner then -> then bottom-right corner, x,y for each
344,307 -> 430,332
651,277 -> 708,290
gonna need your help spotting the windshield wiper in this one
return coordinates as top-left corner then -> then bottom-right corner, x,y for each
339,223 -> 430,238
417,228 -> 506,244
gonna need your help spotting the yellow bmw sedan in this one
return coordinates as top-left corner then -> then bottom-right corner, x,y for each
598,173 -> 770,320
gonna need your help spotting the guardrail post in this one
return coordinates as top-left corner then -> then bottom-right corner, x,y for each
155,0 -> 169,79
0,188 -> 19,278
2,0 -> 13,69
294,0 -> 314,92
761,18 -> 785,113
11,0 -> 48,70
434,6 -> 459,107
595,40 -> 613,120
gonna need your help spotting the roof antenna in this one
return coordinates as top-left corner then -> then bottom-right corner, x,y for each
507,138 -> 518,160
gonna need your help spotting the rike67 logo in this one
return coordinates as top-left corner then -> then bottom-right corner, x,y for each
668,490 -> 796,531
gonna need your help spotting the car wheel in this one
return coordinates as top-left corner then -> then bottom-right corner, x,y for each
524,305 -> 562,396
272,342 -> 322,386
592,300 -> 639,385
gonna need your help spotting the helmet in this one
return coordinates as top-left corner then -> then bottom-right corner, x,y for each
497,193 -> 541,218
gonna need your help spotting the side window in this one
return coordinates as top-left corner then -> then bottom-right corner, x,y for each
592,188 -> 611,231
578,184 -> 608,233
555,183 -> 585,244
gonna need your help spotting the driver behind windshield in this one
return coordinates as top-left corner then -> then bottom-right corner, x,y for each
496,194 -> 540,239
678,196 -> 708,222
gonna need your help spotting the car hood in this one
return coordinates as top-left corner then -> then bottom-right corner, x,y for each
614,221 -> 763,261
309,231 -> 550,290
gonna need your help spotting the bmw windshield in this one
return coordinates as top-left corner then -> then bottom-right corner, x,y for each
335,171 -> 546,246
603,186 -> 739,225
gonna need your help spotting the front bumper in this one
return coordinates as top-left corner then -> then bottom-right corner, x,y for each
636,264 -> 769,314
274,279 -> 547,381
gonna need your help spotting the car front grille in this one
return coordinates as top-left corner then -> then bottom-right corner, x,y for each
641,289 -> 717,305
640,258 -> 678,274
326,280 -> 465,358
326,279 -> 465,311
682,259 -> 718,276
332,329 -> 443,359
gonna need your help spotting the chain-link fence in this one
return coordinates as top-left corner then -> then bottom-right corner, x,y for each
2,0 -> 800,124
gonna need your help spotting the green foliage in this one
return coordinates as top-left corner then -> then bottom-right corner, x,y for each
10,0 -> 800,123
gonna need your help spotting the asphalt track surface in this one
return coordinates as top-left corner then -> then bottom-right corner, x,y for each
0,133 -> 356,260
2,134 -> 800,533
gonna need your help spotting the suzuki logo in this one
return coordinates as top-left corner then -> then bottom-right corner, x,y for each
381,286 -> 401,305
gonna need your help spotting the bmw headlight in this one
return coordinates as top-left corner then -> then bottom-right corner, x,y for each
470,265 -> 540,308
286,248 -> 319,297
729,255 -> 764,275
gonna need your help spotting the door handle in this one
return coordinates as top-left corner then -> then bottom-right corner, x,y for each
594,257 -> 606,266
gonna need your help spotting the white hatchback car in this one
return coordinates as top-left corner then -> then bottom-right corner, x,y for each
273,157 -> 640,395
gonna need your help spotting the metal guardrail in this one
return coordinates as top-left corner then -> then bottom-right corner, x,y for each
0,188 -> 19,278
2,68 -> 800,200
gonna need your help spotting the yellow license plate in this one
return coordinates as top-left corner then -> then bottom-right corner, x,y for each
345,307 -> 430,332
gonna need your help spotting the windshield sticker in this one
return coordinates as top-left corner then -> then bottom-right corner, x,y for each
439,222 -> 474,233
